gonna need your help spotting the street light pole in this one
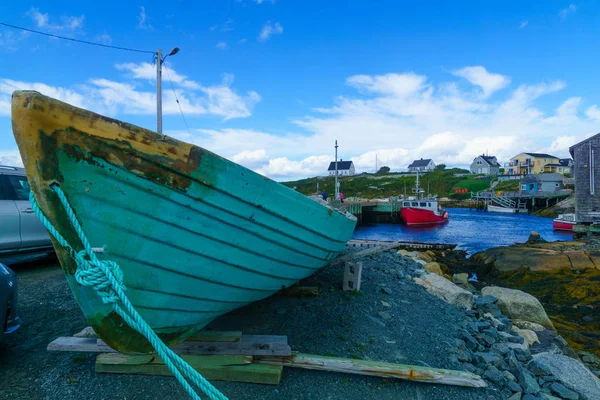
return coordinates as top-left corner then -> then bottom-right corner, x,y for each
156,48 -> 163,135
156,47 -> 180,137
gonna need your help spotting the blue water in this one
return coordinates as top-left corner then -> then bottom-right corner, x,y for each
352,208 -> 574,254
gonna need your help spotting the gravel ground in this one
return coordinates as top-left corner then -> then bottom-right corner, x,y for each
0,251 -> 503,400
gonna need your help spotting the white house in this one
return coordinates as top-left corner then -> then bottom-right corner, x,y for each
327,160 -> 355,176
470,155 -> 500,175
407,158 -> 435,172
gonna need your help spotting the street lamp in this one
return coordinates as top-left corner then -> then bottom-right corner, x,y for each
156,47 -> 180,136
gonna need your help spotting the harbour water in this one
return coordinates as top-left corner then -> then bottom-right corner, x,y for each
352,208 -> 574,254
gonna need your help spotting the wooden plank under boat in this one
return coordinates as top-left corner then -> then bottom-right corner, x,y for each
11,91 -> 357,353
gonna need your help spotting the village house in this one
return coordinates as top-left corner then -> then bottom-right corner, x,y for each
505,152 -> 560,175
570,133 -> 600,223
542,158 -> 573,175
519,173 -> 565,194
327,160 -> 355,176
407,158 -> 435,172
470,155 -> 500,176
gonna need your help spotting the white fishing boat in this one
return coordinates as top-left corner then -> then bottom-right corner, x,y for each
487,205 -> 517,214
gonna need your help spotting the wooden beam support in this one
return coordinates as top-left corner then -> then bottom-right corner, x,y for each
187,330 -> 242,342
331,243 -> 401,265
278,286 -> 320,297
255,353 -> 487,388
48,335 -> 291,356
96,353 -> 283,385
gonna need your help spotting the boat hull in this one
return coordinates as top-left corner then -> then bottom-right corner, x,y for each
11,91 -> 357,353
553,220 -> 575,231
400,208 -> 448,225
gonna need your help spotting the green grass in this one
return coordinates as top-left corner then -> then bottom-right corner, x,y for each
282,168 -> 481,199
495,180 -> 520,191
452,179 -> 492,192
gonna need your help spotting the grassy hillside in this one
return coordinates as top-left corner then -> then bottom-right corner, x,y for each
495,180 -> 520,192
282,168 -> 494,199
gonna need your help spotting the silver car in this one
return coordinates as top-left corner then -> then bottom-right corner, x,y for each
0,165 -> 52,256
0,262 -> 20,342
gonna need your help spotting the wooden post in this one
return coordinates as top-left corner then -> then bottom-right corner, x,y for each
343,261 -> 362,291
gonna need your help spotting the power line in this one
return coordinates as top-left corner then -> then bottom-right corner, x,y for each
0,22 -> 155,55
164,67 -> 192,137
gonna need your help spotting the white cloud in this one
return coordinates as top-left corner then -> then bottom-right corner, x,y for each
559,4 -> 577,20
0,64 -> 260,120
347,73 -> 427,97
452,66 -> 511,97
255,0 -> 276,4
586,105 -> 600,121
0,149 -> 23,167
256,155 -> 331,180
216,41 -> 229,50
4,66 -> 599,181
556,97 -> 581,117
0,31 -> 25,51
231,149 -> 269,169
0,79 -> 87,116
137,6 -> 152,30
166,67 -> 600,180
258,22 -> 283,41
519,20 -> 528,29
116,62 -> 201,89
210,18 -> 234,32
95,33 -> 112,44
27,8 -> 84,32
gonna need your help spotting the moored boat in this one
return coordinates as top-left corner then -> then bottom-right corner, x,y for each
399,172 -> 449,225
553,213 -> 576,231
11,91 -> 357,353
487,205 -> 517,214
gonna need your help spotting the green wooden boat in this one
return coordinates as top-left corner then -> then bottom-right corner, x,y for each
11,91 -> 357,353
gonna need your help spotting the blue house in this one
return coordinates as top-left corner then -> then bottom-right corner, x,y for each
520,173 -> 565,193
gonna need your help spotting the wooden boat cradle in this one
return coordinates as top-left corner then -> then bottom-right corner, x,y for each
47,328 -> 486,388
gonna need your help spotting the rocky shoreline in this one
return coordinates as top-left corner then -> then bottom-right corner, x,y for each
395,248 -> 600,400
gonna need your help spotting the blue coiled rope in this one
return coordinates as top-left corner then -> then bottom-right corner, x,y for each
30,185 -> 228,400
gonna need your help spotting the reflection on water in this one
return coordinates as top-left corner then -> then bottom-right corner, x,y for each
352,208 -> 574,254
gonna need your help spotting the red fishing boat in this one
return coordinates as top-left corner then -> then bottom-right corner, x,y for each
553,213 -> 576,231
400,172 -> 449,225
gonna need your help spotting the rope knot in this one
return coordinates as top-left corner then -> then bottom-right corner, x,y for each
74,250 -> 125,304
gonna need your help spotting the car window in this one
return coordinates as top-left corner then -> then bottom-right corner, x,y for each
4,175 -> 31,201
0,176 -> 9,200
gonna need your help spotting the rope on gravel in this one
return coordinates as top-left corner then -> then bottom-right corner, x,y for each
30,185 -> 228,400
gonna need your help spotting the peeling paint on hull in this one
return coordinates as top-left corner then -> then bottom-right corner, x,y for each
11,91 -> 357,353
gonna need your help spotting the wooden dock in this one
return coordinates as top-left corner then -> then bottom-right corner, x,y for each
470,190 -> 571,211
347,239 -> 456,251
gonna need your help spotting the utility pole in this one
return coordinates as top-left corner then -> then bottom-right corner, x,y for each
375,154 -> 378,173
156,48 -> 163,135
156,47 -> 180,137
334,140 -> 339,200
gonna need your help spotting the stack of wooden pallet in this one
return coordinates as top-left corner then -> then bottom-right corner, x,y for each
48,328 -> 487,388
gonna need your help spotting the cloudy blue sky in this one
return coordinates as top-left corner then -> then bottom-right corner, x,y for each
1,1 -> 600,180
